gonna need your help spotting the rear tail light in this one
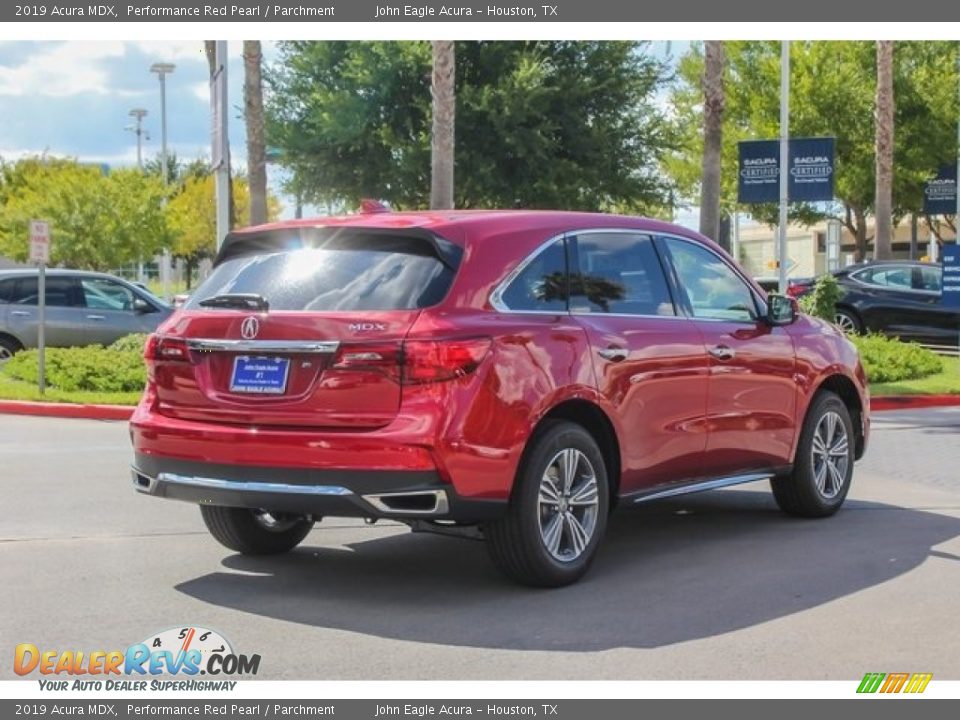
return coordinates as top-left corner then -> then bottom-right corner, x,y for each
331,338 -> 491,385
331,344 -> 404,383
786,283 -> 811,299
403,338 -> 491,385
143,336 -> 190,382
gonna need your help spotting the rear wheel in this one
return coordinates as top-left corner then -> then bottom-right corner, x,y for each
834,308 -> 862,335
0,335 -> 22,361
200,506 -> 314,554
486,420 -> 609,587
771,391 -> 854,518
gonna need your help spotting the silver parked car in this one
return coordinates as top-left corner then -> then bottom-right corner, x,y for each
0,269 -> 174,359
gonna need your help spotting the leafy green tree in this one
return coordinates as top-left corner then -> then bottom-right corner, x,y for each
266,41 -> 676,213
668,41 -> 958,260
0,156 -> 168,270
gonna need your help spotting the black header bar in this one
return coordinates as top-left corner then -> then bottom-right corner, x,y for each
6,0 -> 960,22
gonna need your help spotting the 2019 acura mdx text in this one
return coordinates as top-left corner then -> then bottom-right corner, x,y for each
130,210 -> 869,586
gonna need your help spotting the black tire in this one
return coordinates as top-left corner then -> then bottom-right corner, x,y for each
0,335 -> 22,361
834,308 -> 863,335
771,391 -> 855,518
200,506 -> 314,555
486,420 -> 610,587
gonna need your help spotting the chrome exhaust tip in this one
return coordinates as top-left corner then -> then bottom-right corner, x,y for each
362,489 -> 449,516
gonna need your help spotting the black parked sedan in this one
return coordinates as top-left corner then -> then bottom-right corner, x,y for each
789,261 -> 958,345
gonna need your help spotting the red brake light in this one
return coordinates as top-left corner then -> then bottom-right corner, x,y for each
786,283 -> 811,299
403,338 -> 491,385
331,343 -> 404,383
144,335 -> 189,362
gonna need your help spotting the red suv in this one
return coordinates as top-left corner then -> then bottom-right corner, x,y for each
131,210 -> 869,587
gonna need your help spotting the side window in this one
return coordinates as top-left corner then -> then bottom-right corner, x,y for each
855,266 -> 912,289
496,238 -> 568,312
81,278 -> 136,312
0,279 -> 13,303
914,266 -> 942,293
569,232 -> 675,316
662,237 -> 759,322
9,277 -> 79,307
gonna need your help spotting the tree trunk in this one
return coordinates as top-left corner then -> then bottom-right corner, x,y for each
854,206 -> 868,262
699,41 -> 725,242
873,41 -> 894,260
204,41 -> 236,229
243,41 -> 268,226
430,41 -> 455,210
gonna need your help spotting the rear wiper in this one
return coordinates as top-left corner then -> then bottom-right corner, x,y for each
198,293 -> 270,311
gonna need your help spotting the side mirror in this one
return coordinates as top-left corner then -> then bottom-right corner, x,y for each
133,297 -> 155,314
766,294 -> 797,326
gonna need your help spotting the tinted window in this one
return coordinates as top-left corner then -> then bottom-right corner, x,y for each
0,278 -> 14,303
570,232 -> 674,316
854,266 -> 912,289
81,278 -> 136,311
8,277 -> 79,307
915,266 -> 942,292
497,238 -> 568,312
662,238 -> 758,322
189,236 -> 456,312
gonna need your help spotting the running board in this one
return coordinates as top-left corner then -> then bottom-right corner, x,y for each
628,472 -> 774,504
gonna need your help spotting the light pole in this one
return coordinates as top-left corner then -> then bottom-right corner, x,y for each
150,62 -> 175,186
777,40 -> 790,294
126,108 -> 148,170
151,62 -> 175,298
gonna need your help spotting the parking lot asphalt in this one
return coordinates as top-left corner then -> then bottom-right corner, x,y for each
1,408 -> 959,680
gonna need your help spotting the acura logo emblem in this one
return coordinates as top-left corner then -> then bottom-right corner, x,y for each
240,316 -> 260,340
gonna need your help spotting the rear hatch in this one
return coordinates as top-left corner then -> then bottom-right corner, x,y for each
147,226 -> 462,429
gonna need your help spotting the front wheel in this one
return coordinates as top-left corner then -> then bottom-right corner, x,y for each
200,506 -> 314,554
771,391 -> 854,517
485,420 -> 609,587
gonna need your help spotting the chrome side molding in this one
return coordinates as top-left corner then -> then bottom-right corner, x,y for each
630,472 -> 774,504
132,469 -> 353,498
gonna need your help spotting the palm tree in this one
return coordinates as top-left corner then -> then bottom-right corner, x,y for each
873,41 -> 894,260
430,41 -> 455,210
243,40 -> 268,226
699,41 -> 725,243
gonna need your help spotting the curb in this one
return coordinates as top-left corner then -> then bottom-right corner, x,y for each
870,395 -> 960,412
0,400 -> 134,421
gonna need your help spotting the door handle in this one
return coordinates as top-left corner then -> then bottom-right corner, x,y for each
708,345 -> 736,361
86,315 -> 106,321
598,347 -> 629,362
10,310 -> 31,317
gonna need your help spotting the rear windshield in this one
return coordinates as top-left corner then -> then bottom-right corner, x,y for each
186,231 -> 460,312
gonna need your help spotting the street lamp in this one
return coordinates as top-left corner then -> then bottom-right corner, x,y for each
125,108 -> 149,170
150,62 -> 175,186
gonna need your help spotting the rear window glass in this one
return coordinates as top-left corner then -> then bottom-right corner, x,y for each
187,232 -> 458,312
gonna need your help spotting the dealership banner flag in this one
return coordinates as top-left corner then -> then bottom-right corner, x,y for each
738,137 -> 835,204
923,166 -> 958,216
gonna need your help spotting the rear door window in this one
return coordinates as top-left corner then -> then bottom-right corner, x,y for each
569,232 -> 675,316
854,266 -> 913,289
8,277 -> 80,307
188,231 -> 459,312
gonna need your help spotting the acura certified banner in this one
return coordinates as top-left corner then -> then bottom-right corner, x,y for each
5,0 -> 960,22
923,166 -> 958,216
737,137 -> 835,204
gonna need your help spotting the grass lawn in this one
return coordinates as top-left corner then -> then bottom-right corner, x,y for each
0,367 -> 142,405
870,356 -> 960,396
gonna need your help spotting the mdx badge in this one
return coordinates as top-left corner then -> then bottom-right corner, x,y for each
349,322 -> 387,332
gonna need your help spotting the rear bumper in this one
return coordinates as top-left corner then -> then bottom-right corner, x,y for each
131,453 -> 505,522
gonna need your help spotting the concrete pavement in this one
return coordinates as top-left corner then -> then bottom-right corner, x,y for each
1,410 -> 958,680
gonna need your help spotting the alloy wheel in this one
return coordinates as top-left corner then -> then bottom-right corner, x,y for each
811,411 -> 850,499
834,313 -> 858,334
537,448 -> 600,562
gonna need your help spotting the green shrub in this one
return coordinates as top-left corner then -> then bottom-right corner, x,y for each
4,336 -> 147,393
798,274 -> 840,322
108,333 -> 150,353
851,334 -> 943,383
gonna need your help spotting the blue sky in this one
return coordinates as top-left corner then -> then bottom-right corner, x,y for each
0,40 -> 696,225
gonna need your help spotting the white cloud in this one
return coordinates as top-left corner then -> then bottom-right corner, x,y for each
191,81 -> 210,103
132,41 -> 208,64
0,42 -> 133,97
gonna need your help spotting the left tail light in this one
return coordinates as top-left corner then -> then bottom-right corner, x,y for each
143,335 -> 189,383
